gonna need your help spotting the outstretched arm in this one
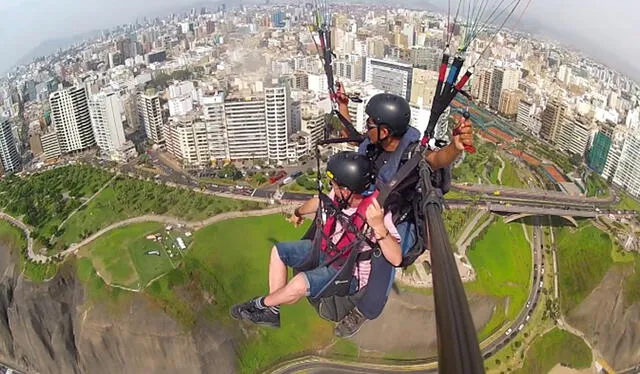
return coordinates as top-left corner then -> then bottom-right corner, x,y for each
288,195 -> 320,227
425,114 -> 474,170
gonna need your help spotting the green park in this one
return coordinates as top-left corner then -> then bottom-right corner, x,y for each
0,154 -> 638,373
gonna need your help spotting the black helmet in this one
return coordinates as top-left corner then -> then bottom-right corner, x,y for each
326,151 -> 374,194
365,93 -> 411,137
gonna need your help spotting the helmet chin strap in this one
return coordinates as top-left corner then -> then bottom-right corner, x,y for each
336,190 -> 354,210
375,126 -> 393,150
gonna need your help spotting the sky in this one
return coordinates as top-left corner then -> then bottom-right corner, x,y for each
1,0 -> 639,77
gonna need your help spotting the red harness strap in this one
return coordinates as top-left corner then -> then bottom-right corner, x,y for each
320,190 -> 379,262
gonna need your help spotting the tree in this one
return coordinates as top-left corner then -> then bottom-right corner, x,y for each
570,153 -> 583,167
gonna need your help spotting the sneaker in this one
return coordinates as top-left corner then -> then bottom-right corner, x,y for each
241,306 -> 281,328
230,299 -> 256,320
334,308 -> 367,338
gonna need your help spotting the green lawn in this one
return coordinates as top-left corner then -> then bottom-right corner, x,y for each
56,176 -> 265,249
555,222 -> 613,313
501,159 -> 526,188
182,214 -> 334,373
515,328 -> 592,374
465,220 -> 532,339
616,192 -> 640,211
81,222 -> 177,289
75,257 -> 131,313
452,138 -> 498,184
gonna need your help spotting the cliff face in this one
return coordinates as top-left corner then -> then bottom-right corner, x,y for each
0,248 -> 237,374
568,267 -> 640,370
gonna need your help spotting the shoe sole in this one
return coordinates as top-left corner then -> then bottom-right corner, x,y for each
232,308 -> 280,328
335,319 -> 367,339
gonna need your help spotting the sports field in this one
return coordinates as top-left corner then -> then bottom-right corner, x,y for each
80,222 -> 193,289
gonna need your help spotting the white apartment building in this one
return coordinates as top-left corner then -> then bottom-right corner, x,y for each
224,97 -> 268,161
49,86 -> 96,153
265,86 -> 290,164
0,118 -> 20,174
138,92 -> 164,144
89,91 -> 127,153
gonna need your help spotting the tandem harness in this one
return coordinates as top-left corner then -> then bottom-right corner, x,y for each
293,190 -> 381,300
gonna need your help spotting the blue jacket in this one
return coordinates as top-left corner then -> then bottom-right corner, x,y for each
358,126 -> 421,186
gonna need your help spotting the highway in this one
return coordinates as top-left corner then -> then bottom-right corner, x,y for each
454,184 -> 616,205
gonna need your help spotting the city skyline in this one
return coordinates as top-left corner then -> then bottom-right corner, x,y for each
1,0 -> 640,80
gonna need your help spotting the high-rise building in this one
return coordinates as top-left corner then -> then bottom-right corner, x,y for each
557,117 -> 592,156
489,68 -> 504,110
0,118 -> 20,174
588,131 -> 612,174
202,92 -> 227,161
49,86 -> 96,153
301,106 -> 325,148
540,98 -> 567,144
289,100 -> 301,135
474,69 -> 492,106
498,90 -> 522,116
166,115 -> 211,168
89,92 -> 127,153
613,132 -> 640,197
365,58 -> 413,101
517,100 -> 534,130
265,86 -> 290,164
224,97 -> 268,161
272,10 -> 285,28
409,47 -> 440,71
41,131 -> 61,160
410,68 -> 438,108
138,92 -> 164,144
489,67 -> 520,111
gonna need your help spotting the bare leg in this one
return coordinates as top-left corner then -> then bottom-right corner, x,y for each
264,273 -> 308,306
268,245 -> 288,293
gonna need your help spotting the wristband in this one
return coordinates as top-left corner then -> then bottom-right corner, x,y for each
375,230 -> 390,241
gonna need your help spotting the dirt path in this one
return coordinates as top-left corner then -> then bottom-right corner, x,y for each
57,174 -> 119,232
60,206 -> 290,257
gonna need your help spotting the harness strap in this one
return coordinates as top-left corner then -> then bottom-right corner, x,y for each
317,190 -> 380,268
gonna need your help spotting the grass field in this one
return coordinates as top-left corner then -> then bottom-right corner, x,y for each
56,176 -> 264,249
76,257 -> 131,313
616,192 -> 640,211
555,221 -> 613,313
501,158 -> 526,188
80,222 -> 192,289
514,328 -> 592,374
465,220 -> 532,340
182,214 -> 334,373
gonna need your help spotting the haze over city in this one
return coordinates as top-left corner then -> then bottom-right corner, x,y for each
1,0 -> 640,79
